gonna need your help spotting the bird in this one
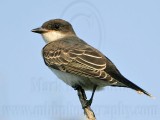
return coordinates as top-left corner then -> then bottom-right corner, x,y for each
32,19 -> 152,107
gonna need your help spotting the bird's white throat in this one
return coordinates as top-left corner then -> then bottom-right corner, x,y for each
42,31 -> 67,43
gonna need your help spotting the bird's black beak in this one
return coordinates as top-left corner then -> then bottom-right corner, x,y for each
31,27 -> 48,34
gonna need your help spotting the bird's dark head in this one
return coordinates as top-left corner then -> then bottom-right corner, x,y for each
32,19 -> 76,43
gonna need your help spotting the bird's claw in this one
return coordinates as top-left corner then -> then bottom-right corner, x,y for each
82,99 -> 92,108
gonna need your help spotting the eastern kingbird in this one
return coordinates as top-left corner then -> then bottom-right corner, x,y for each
32,19 -> 152,106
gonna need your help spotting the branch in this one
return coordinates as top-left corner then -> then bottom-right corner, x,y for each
77,87 -> 96,120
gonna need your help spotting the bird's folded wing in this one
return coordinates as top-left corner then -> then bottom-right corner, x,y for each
43,46 -> 110,79
42,39 -> 127,87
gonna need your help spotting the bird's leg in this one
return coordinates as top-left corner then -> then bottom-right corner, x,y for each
74,85 -> 87,99
73,85 -> 88,108
85,85 -> 97,107
73,85 -> 97,108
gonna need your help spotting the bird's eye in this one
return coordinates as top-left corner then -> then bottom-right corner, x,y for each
48,24 -> 52,29
53,23 -> 60,30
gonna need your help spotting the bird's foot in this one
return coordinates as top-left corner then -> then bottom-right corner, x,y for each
73,85 -> 95,108
82,99 -> 93,108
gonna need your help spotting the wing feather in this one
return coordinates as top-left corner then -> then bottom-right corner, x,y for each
43,43 -> 107,79
42,38 -> 126,87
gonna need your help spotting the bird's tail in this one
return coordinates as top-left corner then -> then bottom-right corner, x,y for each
120,77 -> 153,98
130,82 -> 153,97
110,73 -> 153,98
